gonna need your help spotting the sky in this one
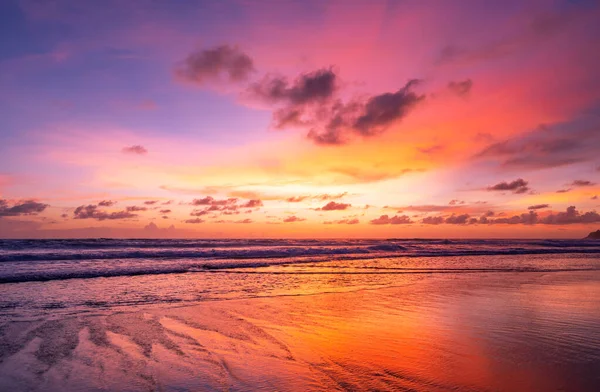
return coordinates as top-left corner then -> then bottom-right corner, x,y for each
1,0 -> 600,238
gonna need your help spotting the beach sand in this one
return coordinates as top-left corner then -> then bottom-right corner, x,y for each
1,271 -> 599,391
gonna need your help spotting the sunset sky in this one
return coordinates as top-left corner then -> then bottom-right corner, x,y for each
1,0 -> 600,238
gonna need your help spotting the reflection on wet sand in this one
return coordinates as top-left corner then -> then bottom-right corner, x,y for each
1,271 -> 599,391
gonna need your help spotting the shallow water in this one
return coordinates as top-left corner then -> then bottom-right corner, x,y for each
0,240 -> 599,390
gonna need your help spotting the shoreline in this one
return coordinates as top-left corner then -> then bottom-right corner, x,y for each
1,271 -> 599,391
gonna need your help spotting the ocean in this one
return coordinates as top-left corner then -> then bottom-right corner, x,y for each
0,239 -> 599,390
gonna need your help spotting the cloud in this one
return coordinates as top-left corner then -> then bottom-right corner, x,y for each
421,216 -> 445,225
122,145 -> 148,155
444,214 -> 470,225
98,200 -> 116,207
487,211 -> 539,225
370,215 -> 413,225
241,199 -> 263,208
592,195 -> 598,200
286,192 -> 348,203
528,204 -> 550,210
317,201 -> 351,211
435,8 -> 584,67
539,206 -> 600,225
184,218 -> 205,224
556,188 -> 571,193
305,80 -> 425,145
190,209 -> 211,216
483,207 -> 599,225
159,209 -> 171,214
571,180 -> 596,187
0,199 -> 49,217
144,200 -> 159,205
474,114 -> 600,170
190,196 -> 263,216
250,67 -> 424,145
126,206 -> 147,212
250,68 -> 337,106
191,196 -> 237,206
448,79 -> 473,97
353,80 -> 424,136
486,178 -> 530,194
176,45 -> 254,85
324,218 -> 359,225
449,199 -> 465,205
73,204 -> 137,220
283,216 -> 306,223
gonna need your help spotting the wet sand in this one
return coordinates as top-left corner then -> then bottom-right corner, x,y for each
1,271 -> 599,391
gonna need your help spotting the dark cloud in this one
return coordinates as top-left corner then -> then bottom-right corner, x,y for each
474,114 -> 600,170
481,207 -> 600,225
190,196 -> 263,216
250,68 -> 337,106
98,200 -> 116,207
126,206 -> 147,212
539,206 -> 600,225
448,79 -> 473,97
486,178 -> 530,194
251,68 -> 424,146
528,204 -> 550,210
421,216 -> 445,225
352,80 -> 424,137
283,216 -> 306,223
317,201 -> 351,211
191,196 -> 237,206
444,214 -> 470,225
184,218 -> 205,224
592,195 -> 598,200
241,199 -> 263,208
419,214 -> 473,225
571,180 -> 596,187
436,8 -> 584,66
370,215 -> 413,225
449,199 -> 465,205
324,218 -> 360,225
122,145 -> 148,155
159,209 -> 172,214
190,208 -> 211,217
0,199 -> 48,217
556,188 -> 571,193
144,200 -> 159,205
73,205 -> 136,221
235,218 -> 252,224
176,45 -> 254,85
487,211 -> 538,225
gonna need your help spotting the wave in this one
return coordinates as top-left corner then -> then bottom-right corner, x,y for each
2,238 -> 600,284
2,262 -> 598,284
2,244 -> 600,263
